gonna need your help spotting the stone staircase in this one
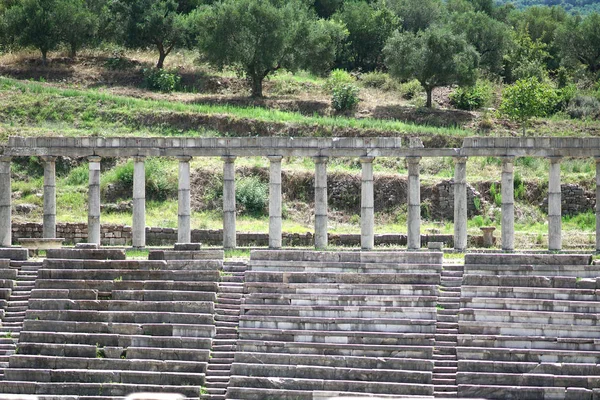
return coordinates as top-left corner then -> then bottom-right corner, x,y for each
205,260 -> 247,400
0,260 -> 42,380
433,263 -> 464,398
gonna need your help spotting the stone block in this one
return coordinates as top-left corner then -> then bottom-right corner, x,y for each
0,248 -> 28,261
173,243 -> 202,251
45,248 -> 126,260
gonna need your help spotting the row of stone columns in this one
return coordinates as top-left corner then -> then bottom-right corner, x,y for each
0,153 -> 589,252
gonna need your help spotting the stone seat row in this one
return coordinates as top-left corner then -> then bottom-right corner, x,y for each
456,253 -> 600,399
227,250 -> 443,400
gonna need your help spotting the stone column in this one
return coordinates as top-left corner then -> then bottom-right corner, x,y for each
314,156 -> 328,249
132,157 -> 146,248
88,156 -> 101,246
596,158 -> 600,252
268,156 -> 283,249
453,157 -> 468,252
0,157 -> 11,247
501,157 -> 515,251
548,157 -> 562,251
42,156 -> 57,239
222,156 -> 236,249
360,157 -> 375,250
407,156 -> 422,250
177,156 -> 192,244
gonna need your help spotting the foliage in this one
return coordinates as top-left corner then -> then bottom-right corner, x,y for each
398,79 -> 423,99
54,0 -> 97,58
4,0 -> 60,64
384,25 -> 479,107
450,11 -> 510,76
500,77 -> 558,135
449,80 -> 493,110
109,0 -> 189,68
332,1 -> 399,72
566,94 -> 600,119
331,84 -> 360,114
387,0 -> 445,33
494,0 -> 600,15
143,68 -> 182,92
324,69 -> 355,92
197,0 -> 347,97
236,176 -> 268,216
489,182 -> 502,206
66,164 -> 89,186
556,12 -> 600,78
503,27 -> 551,83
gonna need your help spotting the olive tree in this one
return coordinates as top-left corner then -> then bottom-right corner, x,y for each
198,0 -> 346,98
556,12 -> 600,77
384,25 -> 479,107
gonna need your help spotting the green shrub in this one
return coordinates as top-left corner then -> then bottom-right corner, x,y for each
324,69 -> 355,93
143,68 -> 181,92
450,81 -> 493,110
566,95 -> 600,120
399,79 -> 422,100
332,84 -> 360,114
490,183 -> 501,207
361,71 -> 389,89
236,176 -> 268,216
145,158 -> 177,201
66,165 -> 89,186
514,171 -> 525,200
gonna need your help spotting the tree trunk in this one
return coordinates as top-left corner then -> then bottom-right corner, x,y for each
425,87 -> 433,108
41,49 -> 48,66
69,42 -> 77,59
157,49 -> 166,69
522,123 -> 527,136
250,75 -> 264,98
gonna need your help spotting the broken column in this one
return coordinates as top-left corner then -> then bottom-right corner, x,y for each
88,156 -> 101,245
222,156 -> 236,249
268,156 -> 283,249
548,156 -> 562,251
178,156 -> 192,244
501,157 -> 514,251
132,157 -> 146,248
407,156 -> 421,250
0,156 -> 11,247
453,156 -> 468,252
42,156 -> 56,238
361,157 -> 375,250
314,156 -> 328,249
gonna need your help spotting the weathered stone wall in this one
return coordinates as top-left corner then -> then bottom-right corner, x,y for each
541,184 -> 595,216
424,180 -> 484,221
10,222 -> 455,248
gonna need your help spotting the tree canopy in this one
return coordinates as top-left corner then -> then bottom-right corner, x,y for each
384,25 -> 479,107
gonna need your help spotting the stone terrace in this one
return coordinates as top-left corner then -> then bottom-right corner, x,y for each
226,250 -> 442,399
457,253 -> 600,399
0,247 -> 223,399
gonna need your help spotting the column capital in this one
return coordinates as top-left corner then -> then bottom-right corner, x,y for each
313,156 -> 329,164
40,156 -> 57,163
88,155 -> 101,163
133,156 -> 146,162
406,156 -> 422,164
548,156 -> 562,164
221,155 -> 237,163
360,156 -> 375,164
500,156 -> 515,163
0,156 -> 11,163
176,156 -> 192,162
453,156 -> 468,164
267,155 -> 283,162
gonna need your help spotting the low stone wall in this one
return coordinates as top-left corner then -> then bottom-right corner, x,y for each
541,184 -> 595,216
11,223 -> 456,248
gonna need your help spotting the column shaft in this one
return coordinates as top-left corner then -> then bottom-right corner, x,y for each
88,157 -> 101,245
132,158 -> 146,248
42,157 -> 57,238
222,156 -> 236,249
453,157 -> 468,252
548,157 -> 562,251
178,157 -> 192,244
596,158 -> 600,252
361,157 -> 375,250
268,156 -> 283,249
407,157 -> 421,250
0,157 -> 11,247
314,157 -> 328,249
501,157 -> 515,251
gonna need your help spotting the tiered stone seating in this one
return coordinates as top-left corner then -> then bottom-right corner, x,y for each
457,253 -> 600,400
0,259 -> 16,320
227,250 -> 442,399
0,247 -> 223,399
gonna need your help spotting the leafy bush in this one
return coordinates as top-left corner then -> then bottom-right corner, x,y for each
66,165 -> 89,186
566,95 -> 600,120
450,81 -> 493,110
399,79 -> 422,100
361,72 -> 388,88
143,68 -> 182,92
236,176 -> 268,216
332,84 -> 360,114
554,83 -> 577,113
324,69 -> 355,92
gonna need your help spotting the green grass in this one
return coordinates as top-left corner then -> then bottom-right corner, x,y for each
0,76 -> 471,141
